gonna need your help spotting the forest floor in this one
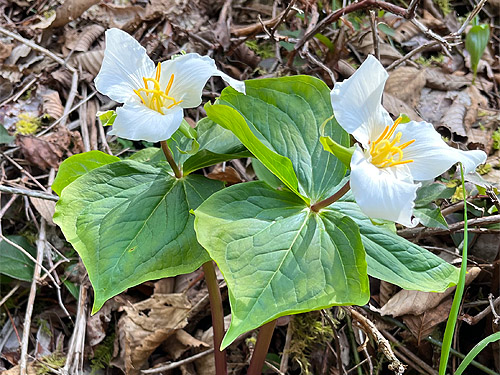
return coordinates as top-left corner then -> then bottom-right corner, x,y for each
0,0 -> 499,374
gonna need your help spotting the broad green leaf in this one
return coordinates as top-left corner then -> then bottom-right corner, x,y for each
54,160 -> 223,313
194,181 -> 369,348
0,126 -> 14,144
214,76 -> 349,202
0,236 -> 36,281
52,151 -> 119,196
127,147 -> 164,164
205,103 -> 302,198
465,24 -> 490,78
333,199 -> 459,292
413,203 -> 448,229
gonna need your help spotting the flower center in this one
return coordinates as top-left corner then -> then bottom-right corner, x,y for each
133,64 -> 183,114
368,117 -> 415,168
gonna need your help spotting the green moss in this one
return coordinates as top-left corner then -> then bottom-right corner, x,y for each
477,163 -> 492,175
15,113 -> 40,135
90,332 -> 115,372
492,129 -> 500,150
245,40 -> 275,59
416,54 -> 445,67
288,312 -> 335,374
35,352 -> 66,375
434,0 -> 451,15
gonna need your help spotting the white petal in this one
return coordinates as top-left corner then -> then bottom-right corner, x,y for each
331,55 -> 392,146
350,146 -> 420,227
109,102 -> 184,142
397,121 -> 487,180
95,28 -> 155,103
159,53 -> 245,108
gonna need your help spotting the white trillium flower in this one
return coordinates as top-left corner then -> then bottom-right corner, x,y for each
95,28 -> 246,142
330,55 -> 487,227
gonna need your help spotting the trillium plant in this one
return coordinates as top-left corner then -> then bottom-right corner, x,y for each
53,28 -> 486,374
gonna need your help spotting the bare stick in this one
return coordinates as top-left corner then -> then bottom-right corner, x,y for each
370,11 -> 380,60
64,285 -> 88,374
489,294 -> 500,324
0,185 -> 58,201
0,284 -> 20,308
279,316 -> 294,373
302,50 -> 336,83
452,0 -> 488,36
386,40 -> 439,70
270,0 -> 297,38
398,214 -> 500,238
141,349 -> 215,373
346,307 -> 405,375
19,219 -> 46,375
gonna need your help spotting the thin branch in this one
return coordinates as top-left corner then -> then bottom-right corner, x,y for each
370,11 -> 380,60
19,219 -> 46,375
0,284 -> 20,308
0,185 -> 58,201
398,214 -> 500,238
141,349 -> 214,373
270,0 -> 298,38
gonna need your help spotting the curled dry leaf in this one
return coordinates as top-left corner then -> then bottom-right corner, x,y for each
355,31 -> 403,65
379,266 -> 481,317
385,66 -> 427,107
74,50 -> 104,77
42,90 -> 64,120
113,293 -> 191,375
439,90 -> 470,142
66,24 -> 105,53
163,329 -> 210,360
207,165 -> 242,185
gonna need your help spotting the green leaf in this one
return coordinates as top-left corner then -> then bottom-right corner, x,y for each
168,118 -> 248,175
333,199 -> 459,292
52,151 -> 120,196
97,110 -> 117,127
465,24 -> 490,77
319,136 -> 354,168
194,181 -> 370,349
213,76 -> 349,202
455,331 -> 500,375
415,182 -> 453,207
205,102 -> 302,198
127,148 -> 164,164
54,160 -> 223,313
252,158 -> 284,189
0,236 -> 36,281
0,126 -> 14,144
413,203 -> 448,229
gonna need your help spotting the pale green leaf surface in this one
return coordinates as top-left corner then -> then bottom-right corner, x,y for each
413,203 -> 448,229
0,236 -> 36,281
194,181 -> 369,348
52,151 -> 119,196
0,126 -> 14,144
54,160 -> 223,312
215,76 -> 349,202
333,199 -> 459,292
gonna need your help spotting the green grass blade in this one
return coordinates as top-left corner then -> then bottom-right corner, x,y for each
455,332 -> 500,375
439,163 -> 468,375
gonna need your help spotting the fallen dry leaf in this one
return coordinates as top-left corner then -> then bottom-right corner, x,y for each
383,92 -> 422,121
29,197 -> 56,226
49,0 -> 101,29
385,66 -> 427,107
113,293 -> 191,375
379,267 -> 481,317
74,50 -> 104,77
207,165 -> 242,185
425,68 -> 470,91
63,24 -> 105,53
163,329 -> 209,360
402,297 -> 453,344
439,90 -> 470,142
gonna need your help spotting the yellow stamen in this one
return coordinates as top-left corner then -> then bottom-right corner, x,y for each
165,74 -> 174,95
368,117 -> 415,169
133,65 -> 181,114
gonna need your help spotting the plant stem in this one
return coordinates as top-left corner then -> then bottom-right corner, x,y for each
247,320 -> 277,375
439,163 -> 468,375
160,140 -> 182,178
202,261 -> 227,375
311,180 -> 350,212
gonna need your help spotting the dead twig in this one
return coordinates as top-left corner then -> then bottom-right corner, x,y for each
19,219 -> 46,375
270,0 -> 298,38
0,284 -> 20,308
0,185 -> 58,201
370,11 -> 380,60
141,349 -> 215,373
64,285 -> 87,374
398,214 -> 500,238
345,307 -> 406,375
